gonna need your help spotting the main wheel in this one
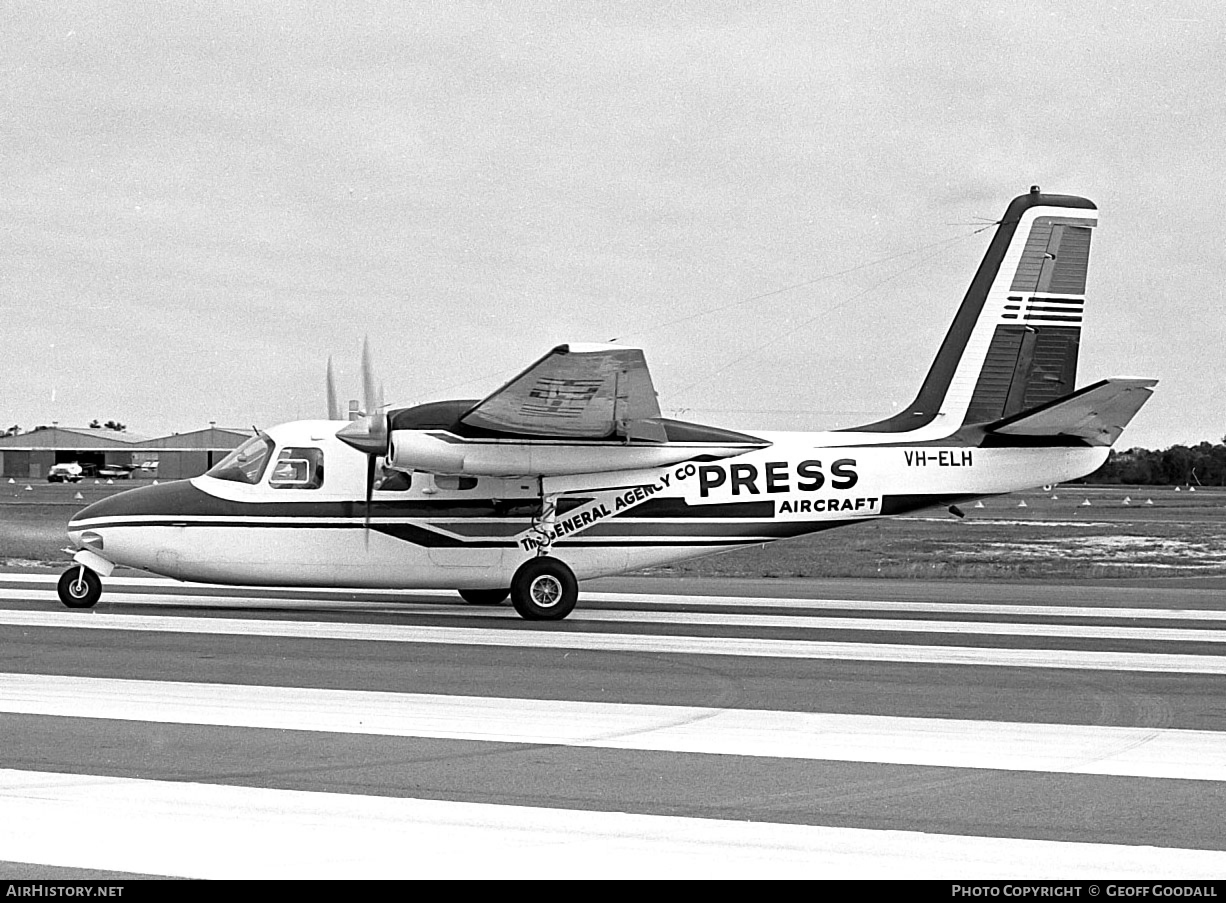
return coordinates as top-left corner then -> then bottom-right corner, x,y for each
58,566 -> 102,609
458,588 -> 510,606
510,557 -> 578,621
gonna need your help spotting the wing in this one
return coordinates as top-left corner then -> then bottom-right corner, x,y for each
984,378 -> 1157,446
460,344 -> 664,439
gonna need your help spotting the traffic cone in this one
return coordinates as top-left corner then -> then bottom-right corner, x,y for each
1018,500 -> 1027,507
1081,499 -> 1092,506
24,485 -> 33,491
974,501 -> 984,509
1122,496 -> 1131,505
73,492 -> 84,500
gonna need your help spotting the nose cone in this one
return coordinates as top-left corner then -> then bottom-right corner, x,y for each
68,479 -> 220,570
70,479 -> 208,529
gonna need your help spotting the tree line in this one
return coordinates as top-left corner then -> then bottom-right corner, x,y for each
2,420 -> 126,436
1086,437 -> 1226,486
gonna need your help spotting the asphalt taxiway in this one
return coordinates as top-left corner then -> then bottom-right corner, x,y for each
1,572 -> 1224,878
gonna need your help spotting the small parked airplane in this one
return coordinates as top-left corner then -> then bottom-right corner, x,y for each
60,188 -> 1156,620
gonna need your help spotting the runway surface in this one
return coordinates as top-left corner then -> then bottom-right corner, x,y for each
1,571 -> 1225,879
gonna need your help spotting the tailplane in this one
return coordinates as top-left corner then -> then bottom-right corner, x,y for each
855,187 -> 1099,434
982,378 -> 1157,447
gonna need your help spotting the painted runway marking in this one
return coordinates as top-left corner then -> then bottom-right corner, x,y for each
1,608 -> 1224,672
2,769 -> 1224,879
3,673 -> 1224,781
574,610 -> 1226,642
6,587 -> 1226,642
6,574 -> 1226,620
4,576 -> 1226,879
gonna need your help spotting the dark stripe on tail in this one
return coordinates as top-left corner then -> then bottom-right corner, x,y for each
848,189 -> 1095,433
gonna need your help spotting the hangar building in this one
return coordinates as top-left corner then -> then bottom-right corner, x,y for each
0,424 -> 249,481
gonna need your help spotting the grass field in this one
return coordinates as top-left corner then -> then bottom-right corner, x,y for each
3,480 -> 1224,581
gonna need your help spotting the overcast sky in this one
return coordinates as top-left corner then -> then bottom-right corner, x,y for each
3,1 -> 1223,449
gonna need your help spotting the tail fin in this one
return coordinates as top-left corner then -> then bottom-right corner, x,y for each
854,187 -> 1098,434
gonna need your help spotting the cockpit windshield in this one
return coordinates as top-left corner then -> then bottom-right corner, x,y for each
206,435 -> 274,485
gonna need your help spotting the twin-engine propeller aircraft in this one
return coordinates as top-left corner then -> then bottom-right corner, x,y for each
60,188 -> 1156,620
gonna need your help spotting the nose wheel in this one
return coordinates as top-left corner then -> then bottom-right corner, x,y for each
510,556 -> 578,621
58,566 -> 103,609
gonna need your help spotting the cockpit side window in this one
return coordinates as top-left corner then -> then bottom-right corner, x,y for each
269,447 -> 325,490
207,435 -> 274,485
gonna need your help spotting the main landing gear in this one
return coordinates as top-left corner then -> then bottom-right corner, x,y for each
509,556 -> 578,621
458,588 -> 510,606
458,558 -> 579,620
58,566 -> 102,609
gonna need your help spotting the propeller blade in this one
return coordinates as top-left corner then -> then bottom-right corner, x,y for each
326,356 -> 341,421
361,336 -> 378,417
364,455 -> 376,549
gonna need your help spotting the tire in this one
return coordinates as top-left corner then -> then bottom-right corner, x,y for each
510,556 -> 578,621
458,588 -> 510,606
58,567 -> 102,609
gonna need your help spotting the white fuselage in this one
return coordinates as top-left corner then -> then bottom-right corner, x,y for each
67,419 -> 1107,591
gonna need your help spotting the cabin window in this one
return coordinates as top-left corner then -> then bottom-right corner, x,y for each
206,435 -> 273,485
269,447 -> 325,489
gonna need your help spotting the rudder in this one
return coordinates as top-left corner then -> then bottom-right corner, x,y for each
853,187 -> 1098,434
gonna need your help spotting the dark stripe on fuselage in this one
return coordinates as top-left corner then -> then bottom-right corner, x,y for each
70,481 -> 968,549
878,494 -> 982,516
71,480 -> 547,523
621,498 -> 775,519
72,481 -> 777,524
67,516 -> 828,545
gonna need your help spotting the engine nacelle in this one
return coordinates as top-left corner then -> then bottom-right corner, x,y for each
386,431 -> 468,474
387,430 -> 764,477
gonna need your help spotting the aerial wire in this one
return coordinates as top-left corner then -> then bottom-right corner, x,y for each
402,218 -> 998,406
668,242 -> 972,403
625,226 -> 988,343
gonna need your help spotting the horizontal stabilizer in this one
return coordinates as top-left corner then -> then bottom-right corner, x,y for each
984,378 -> 1157,446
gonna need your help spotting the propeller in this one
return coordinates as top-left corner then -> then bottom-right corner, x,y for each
334,337 -> 390,548
361,336 -> 381,418
364,455 -> 377,546
326,356 -> 341,421
336,338 -> 389,453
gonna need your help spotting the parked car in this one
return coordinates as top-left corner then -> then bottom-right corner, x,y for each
47,463 -> 84,483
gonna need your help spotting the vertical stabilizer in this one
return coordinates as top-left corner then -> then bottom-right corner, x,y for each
853,187 -> 1098,435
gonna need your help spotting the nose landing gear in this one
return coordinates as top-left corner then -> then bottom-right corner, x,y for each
58,566 -> 103,609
